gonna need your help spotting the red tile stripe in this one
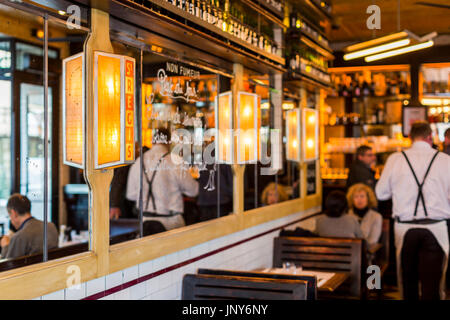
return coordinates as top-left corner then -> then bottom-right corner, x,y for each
82,211 -> 320,300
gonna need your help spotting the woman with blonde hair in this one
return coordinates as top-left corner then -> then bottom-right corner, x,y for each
261,182 -> 289,206
347,183 -> 382,246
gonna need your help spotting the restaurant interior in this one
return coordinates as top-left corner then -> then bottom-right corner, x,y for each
0,0 -> 448,300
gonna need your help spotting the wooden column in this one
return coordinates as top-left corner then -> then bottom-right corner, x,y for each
83,8 -> 114,276
232,63 -> 245,215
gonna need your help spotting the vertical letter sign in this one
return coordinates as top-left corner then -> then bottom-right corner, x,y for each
125,58 -> 135,162
94,52 -> 135,169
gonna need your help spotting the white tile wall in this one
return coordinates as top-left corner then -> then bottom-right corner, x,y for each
36,208 -> 320,300
41,289 -> 65,300
106,271 -> 123,290
86,277 -> 105,297
65,283 -> 86,300
122,265 -> 139,283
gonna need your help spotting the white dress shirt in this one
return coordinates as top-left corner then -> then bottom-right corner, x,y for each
126,144 -> 199,229
376,141 -> 450,221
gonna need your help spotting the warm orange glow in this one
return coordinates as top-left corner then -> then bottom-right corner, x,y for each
142,83 -> 153,148
63,54 -> 84,168
286,109 -> 300,162
237,92 -> 259,164
96,54 -> 121,166
303,108 -> 318,161
124,58 -> 135,162
216,92 -> 233,163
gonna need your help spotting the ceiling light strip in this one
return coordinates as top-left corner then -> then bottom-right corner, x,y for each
346,31 -> 409,52
364,40 -> 434,62
344,39 -> 410,60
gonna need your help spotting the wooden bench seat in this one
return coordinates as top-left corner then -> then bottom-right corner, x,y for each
273,236 -> 365,298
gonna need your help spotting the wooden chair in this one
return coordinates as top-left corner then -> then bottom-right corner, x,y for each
197,268 -> 317,300
182,274 -> 308,300
273,236 -> 365,298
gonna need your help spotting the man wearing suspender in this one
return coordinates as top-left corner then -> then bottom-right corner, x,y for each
376,121 -> 450,300
126,128 -> 199,233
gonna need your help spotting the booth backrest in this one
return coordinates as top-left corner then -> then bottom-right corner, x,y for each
197,268 -> 317,300
182,274 -> 308,300
273,236 -> 364,297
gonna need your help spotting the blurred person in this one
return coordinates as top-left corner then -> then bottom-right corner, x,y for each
1,194 -> 58,259
109,142 -> 148,220
314,190 -> 363,239
197,158 -> 233,222
347,183 -> 382,248
346,145 -> 377,190
126,128 -> 199,234
376,121 -> 450,300
261,182 -> 289,206
444,127 -> 450,155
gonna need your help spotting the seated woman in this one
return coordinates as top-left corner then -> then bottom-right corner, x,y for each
347,183 -> 383,247
261,182 -> 289,206
315,190 -> 363,238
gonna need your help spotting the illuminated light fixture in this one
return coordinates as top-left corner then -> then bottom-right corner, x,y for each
215,91 -> 261,164
303,108 -> 319,161
286,109 -> 301,162
282,102 -> 295,110
261,102 -> 270,110
58,10 -> 66,15
429,107 -> 437,115
365,40 -> 434,62
94,51 -> 136,169
422,97 -> 450,106
63,52 -> 85,168
444,106 -> 449,113
236,92 -> 260,164
344,39 -> 411,61
403,100 -> 409,106
346,31 -> 409,52
215,91 -> 233,164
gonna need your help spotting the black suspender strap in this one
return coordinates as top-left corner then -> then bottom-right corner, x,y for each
401,150 -> 440,217
144,152 -> 169,213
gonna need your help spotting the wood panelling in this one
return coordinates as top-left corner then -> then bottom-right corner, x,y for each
330,0 -> 450,43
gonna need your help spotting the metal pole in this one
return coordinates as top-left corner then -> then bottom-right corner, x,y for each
217,75 -> 221,219
138,48 -> 144,238
43,14 -> 49,262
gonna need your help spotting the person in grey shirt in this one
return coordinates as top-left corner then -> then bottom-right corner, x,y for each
315,190 -> 364,239
1,194 -> 58,259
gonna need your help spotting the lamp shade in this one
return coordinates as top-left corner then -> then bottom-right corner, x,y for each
236,91 -> 260,164
63,52 -> 84,168
303,108 -> 319,161
215,91 -> 233,164
94,51 -> 136,169
286,108 -> 301,162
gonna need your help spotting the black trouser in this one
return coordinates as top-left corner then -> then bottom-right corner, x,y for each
401,228 -> 445,300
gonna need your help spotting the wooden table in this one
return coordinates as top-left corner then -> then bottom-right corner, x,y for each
255,268 -> 350,292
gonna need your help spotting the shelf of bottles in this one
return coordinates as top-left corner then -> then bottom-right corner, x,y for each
285,2 -> 332,87
288,12 -> 330,50
330,70 -> 410,98
324,136 -> 410,155
250,0 -> 283,18
155,0 -> 283,59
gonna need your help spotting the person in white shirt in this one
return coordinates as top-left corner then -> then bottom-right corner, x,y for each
376,121 -> 450,300
126,128 -> 199,233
